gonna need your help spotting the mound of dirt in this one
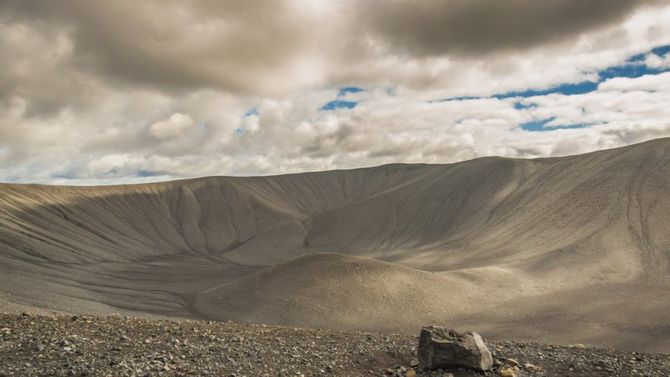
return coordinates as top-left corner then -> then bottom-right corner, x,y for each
194,253 -> 518,331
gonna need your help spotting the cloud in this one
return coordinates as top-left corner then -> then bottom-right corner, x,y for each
1,0 -> 332,95
599,71 -> 670,92
354,0 -> 660,57
645,53 -> 670,69
2,0 -> 666,100
0,1 -> 670,184
149,113 -> 195,140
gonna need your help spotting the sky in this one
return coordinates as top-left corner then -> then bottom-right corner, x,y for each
1,0 -> 670,184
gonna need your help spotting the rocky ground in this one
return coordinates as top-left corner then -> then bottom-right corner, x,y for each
1,313 -> 669,377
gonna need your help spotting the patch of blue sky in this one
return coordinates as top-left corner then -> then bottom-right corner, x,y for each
652,44 -> 670,57
432,44 -> 670,103
598,62 -> 669,81
244,107 -> 259,117
627,52 -> 648,63
234,126 -> 245,134
337,87 -> 364,97
51,170 -> 79,180
519,117 -> 594,132
611,44 -> 670,64
493,81 -> 599,100
136,169 -> 161,177
429,95 -> 483,103
513,102 -> 537,110
320,100 -> 358,111
99,167 -> 121,177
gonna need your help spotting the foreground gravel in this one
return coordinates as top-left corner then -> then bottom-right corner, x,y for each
1,313 -> 669,377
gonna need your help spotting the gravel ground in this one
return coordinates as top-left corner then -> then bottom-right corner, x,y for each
1,313 -> 669,377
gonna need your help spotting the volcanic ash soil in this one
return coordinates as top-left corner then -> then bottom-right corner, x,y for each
1,313 -> 669,377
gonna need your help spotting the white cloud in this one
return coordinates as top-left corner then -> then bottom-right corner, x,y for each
645,53 -> 670,69
0,2 -> 669,184
598,72 -> 670,92
149,113 -> 195,140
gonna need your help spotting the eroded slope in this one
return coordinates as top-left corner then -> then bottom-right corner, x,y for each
1,138 -> 670,351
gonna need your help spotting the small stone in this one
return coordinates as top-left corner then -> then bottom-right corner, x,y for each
506,358 -> 520,367
499,367 -> 519,377
405,369 -> 417,377
409,359 -> 419,368
524,362 -> 540,370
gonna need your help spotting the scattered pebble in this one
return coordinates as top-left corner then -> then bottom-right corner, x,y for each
0,313 -> 668,377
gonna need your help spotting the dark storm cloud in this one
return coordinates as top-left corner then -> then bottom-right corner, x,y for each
1,0 -> 664,99
0,0 -> 315,95
356,0 -> 661,57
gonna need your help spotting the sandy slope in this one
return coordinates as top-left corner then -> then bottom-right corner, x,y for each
1,138 -> 670,351
194,253 -> 526,332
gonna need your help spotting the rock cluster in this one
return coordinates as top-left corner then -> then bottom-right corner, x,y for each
1,313 -> 669,377
0,313 -> 413,376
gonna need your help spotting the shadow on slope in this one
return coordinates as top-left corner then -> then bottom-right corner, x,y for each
0,139 -> 670,351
